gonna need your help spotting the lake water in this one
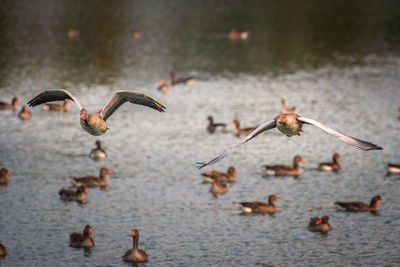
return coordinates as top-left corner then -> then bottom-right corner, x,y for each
0,1 -> 400,266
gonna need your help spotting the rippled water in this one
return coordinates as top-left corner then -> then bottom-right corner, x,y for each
1,1 -> 400,266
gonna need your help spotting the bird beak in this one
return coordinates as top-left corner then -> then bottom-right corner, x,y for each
107,170 -> 113,175
89,229 -> 93,236
316,220 -> 322,224
206,171 -> 213,176
7,171 -> 11,176
301,158 -> 306,163
84,189 -> 89,196
80,113 -> 86,120
275,197 -> 279,201
278,116 -> 284,123
376,200 -> 380,206
234,170 -> 239,174
131,230 -> 136,236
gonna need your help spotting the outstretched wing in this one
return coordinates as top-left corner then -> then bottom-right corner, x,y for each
197,119 -> 276,169
100,90 -> 166,121
27,89 -> 84,111
297,117 -> 382,151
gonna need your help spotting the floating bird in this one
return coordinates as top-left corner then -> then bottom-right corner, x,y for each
387,163 -> 400,175
67,29 -> 79,39
207,116 -> 226,134
231,118 -> 257,137
69,225 -> 94,248
0,97 -> 20,110
319,153 -> 341,172
131,29 -> 142,39
280,97 -> 297,114
308,216 -> 332,234
209,178 -> 228,196
236,194 -> 279,214
170,71 -> 194,85
58,186 -> 88,203
18,106 -> 32,121
89,140 -> 107,161
42,99 -> 71,112
122,229 -> 148,263
0,241 -> 6,257
157,79 -> 169,94
229,29 -> 248,40
0,168 -> 11,185
262,155 -> 305,176
201,166 -> 238,183
335,195 -> 381,212
71,167 -> 112,187
197,114 -> 382,168
27,89 -> 165,136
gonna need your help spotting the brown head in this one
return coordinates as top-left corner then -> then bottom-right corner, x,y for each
230,119 -> 240,127
333,153 -> 341,161
100,167 -> 113,176
370,195 -> 382,208
268,194 -> 279,204
294,156 -> 306,164
227,166 -> 238,175
95,140 -> 102,149
0,168 -> 10,177
83,225 -> 93,236
207,115 -> 213,122
281,97 -> 286,104
12,97 -> 21,105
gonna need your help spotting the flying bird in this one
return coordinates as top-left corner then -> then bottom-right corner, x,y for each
27,89 -> 165,136
197,113 -> 382,168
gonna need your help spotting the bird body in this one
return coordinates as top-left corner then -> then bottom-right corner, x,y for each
69,225 -> 94,248
387,163 -> 400,174
335,195 -> 381,212
319,153 -> 341,171
202,166 -> 238,183
236,195 -> 279,214
207,116 -> 226,134
89,141 -> 107,161
59,186 -> 88,202
308,216 -> 332,234
122,229 -> 148,263
263,156 -> 305,176
210,179 -> 228,195
170,71 -> 194,85
71,167 -> 112,187
197,113 -> 382,168
0,97 -> 20,111
18,106 -> 32,121
28,89 -> 165,136
231,119 -> 257,137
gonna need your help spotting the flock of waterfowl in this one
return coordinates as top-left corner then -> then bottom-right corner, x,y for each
0,80 -> 399,262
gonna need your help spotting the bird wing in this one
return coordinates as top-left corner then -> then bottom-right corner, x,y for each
27,89 -> 84,111
297,117 -> 382,151
100,90 -> 166,121
197,119 -> 276,168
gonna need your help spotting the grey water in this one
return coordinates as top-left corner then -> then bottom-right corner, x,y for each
0,1 -> 400,266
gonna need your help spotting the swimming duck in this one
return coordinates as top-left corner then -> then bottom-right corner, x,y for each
308,216 -> 332,234
335,195 -> 381,212
236,194 -> 279,214
229,29 -> 249,40
319,153 -> 341,171
157,79 -> 169,94
69,225 -> 94,248
0,168 -> 11,185
209,178 -> 228,195
27,89 -> 165,136
262,155 -> 305,176
71,167 -> 112,187
230,119 -> 257,137
170,71 -> 194,85
59,186 -> 88,202
202,166 -> 238,183
207,116 -> 226,134
42,100 -> 71,112
122,229 -> 148,263
0,241 -> 6,257
0,97 -> 20,110
280,97 -> 297,114
18,106 -> 32,121
89,140 -> 107,161
197,113 -> 382,168
387,163 -> 400,174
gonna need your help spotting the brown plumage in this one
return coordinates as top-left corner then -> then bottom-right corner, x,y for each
0,168 -> 11,185
18,106 -> 32,121
122,229 -> 148,263
170,71 -> 194,85
0,97 -> 20,110
209,179 -> 228,195
387,163 -> 400,175
58,186 -> 88,202
0,241 -> 6,257
308,216 -> 332,234
237,194 -> 279,214
319,153 -> 341,171
71,167 -> 112,187
69,225 -> 94,248
262,155 -> 306,176
335,195 -> 381,212
230,119 -> 257,137
202,166 -> 238,183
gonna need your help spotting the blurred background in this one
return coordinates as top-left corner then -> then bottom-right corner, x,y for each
0,0 -> 399,266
